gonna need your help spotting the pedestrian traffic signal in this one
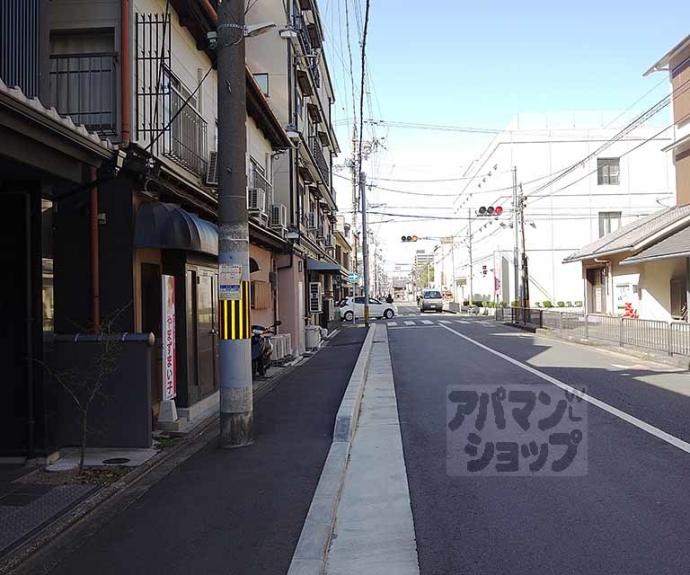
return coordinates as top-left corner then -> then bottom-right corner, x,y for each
477,205 -> 503,216
482,265 -> 488,276
401,235 -> 419,242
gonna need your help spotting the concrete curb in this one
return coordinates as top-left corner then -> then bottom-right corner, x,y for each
287,324 -> 377,575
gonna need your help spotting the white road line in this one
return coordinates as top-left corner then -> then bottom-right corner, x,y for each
387,321 -> 398,327
439,320 -> 451,324
420,320 -> 433,325
438,323 -> 690,455
455,320 -> 469,324
404,320 -> 416,326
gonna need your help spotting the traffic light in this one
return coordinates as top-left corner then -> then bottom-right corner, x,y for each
482,265 -> 488,276
401,235 -> 419,242
477,205 -> 503,216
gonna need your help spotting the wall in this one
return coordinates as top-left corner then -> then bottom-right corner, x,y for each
638,258 -> 687,321
277,253 -> 305,355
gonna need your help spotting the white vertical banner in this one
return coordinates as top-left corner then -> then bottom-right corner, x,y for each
162,274 -> 176,401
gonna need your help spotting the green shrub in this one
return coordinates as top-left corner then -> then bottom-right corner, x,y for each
557,301 -> 565,307
543,300 -> 553,308
510,300 -> 520,307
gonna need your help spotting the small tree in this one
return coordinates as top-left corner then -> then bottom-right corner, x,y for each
41,307 -> 127,472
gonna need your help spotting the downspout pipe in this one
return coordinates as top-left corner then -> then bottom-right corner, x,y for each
121,0 -> 131,143
199,0 -> 218,26
90,166 -> 100,331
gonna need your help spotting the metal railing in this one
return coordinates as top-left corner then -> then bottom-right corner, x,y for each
505,307 -> 690,357
309,136 -> 329,182
164,85 -> 208,177
249,166 -> 273,207
49,52 -> 118,136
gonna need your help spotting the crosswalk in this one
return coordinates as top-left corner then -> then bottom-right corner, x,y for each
387,317 -> 497,328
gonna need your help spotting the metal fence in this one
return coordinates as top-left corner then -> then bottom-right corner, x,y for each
502,307 -> 690,357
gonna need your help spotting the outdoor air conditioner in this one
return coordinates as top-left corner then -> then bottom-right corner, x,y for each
205,151 -> 218,186
283,333 -> 293,357
270,335 -> 285,361
248,187 -> 266,213
270,204 -> 288,230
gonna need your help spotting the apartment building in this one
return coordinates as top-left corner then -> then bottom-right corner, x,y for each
0,0 -> 327,457
334,216 -> 353,301
245,0 -> 341,340
447,112 -> 674,310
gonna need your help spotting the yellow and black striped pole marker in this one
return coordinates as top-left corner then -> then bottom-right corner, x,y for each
219,281 -> 251,340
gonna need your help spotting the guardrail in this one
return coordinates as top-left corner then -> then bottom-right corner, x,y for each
502,307 -> 690,357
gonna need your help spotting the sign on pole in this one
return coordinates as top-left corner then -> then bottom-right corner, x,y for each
162,275 -> 176,401
219,263 -> 242,300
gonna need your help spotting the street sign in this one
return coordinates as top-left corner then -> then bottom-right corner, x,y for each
347,272 -> 360,284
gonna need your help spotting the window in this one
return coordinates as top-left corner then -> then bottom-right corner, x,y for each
354,297 -> 366,304
598,211 -> 621,237
254,73 -> 269,96
597,158 -> 620,185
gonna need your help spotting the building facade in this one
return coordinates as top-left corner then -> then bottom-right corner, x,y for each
448,112 -> 674,309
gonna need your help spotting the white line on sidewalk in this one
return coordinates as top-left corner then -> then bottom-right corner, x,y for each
438,323 -> 690,454
404,320 -> 415,326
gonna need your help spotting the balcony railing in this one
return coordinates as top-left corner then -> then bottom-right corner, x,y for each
294,14 -> 321,89
164,85 -> 208,177
249,166 -> 273,208
49,52 -> 118,136
309,136 -> 329,182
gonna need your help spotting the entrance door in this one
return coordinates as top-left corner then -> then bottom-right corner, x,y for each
587,268 -> 607,314
196,272 -> 217,397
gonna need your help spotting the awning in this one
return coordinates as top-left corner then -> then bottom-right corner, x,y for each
134,202 -> 218,256
306,258 -> 340,274
621,225 -> 690,265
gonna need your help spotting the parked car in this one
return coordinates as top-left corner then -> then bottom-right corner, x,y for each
419,289 -> 444,312
339,296 -> 398,321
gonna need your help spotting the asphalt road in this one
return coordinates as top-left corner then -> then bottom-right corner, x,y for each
388,306 -> 690,575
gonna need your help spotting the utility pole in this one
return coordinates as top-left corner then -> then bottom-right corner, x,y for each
512,166 -> 520,305
360,171 -> 370,326
518,184 -> 530,308
217,1 -> 252,448
450,237 -> 456,302
467,208 -> 473,306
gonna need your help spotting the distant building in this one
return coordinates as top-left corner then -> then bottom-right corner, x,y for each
452,111 -> 674,308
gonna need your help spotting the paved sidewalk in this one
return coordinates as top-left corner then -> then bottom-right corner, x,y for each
23,326 -> 366,575
326,324 -> 419,574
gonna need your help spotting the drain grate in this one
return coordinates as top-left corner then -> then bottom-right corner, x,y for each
103,457 -> 130,465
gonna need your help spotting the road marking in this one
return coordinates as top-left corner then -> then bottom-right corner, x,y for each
387,321 -> 398,327
439,320 -> 451,324
455,320 -> 469,324
438,323 -> 690,454
420,320 -> 433,325
404,320 -> 416,326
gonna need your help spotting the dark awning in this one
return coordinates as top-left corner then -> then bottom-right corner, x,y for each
306,258 -> 340,274
134,202 -> 218,256
621,224 -> 690,265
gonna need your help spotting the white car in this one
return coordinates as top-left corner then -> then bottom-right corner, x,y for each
339,296 -> 398,321
419,289 -> 444,312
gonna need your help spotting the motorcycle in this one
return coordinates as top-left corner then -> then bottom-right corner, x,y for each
251,321 -> 281,377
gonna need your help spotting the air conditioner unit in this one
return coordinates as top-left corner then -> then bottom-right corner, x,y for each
283,333 -> 293,357
308,212 -> 317,230
270,204 -> 288,230
270,335 -> 285,361
248,187 -> 266,213
205,151 -> 218,186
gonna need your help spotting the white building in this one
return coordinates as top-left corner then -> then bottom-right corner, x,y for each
442,112 -> 675,308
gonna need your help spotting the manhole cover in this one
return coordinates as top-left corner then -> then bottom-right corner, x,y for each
103,457 -> 130,465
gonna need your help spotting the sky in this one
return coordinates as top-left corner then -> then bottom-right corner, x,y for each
320,0 -> 690,273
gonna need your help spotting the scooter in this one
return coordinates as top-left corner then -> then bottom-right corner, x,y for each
251,321 -> 281,377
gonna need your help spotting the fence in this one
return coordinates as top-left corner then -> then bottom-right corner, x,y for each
501,307 -> 690,357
